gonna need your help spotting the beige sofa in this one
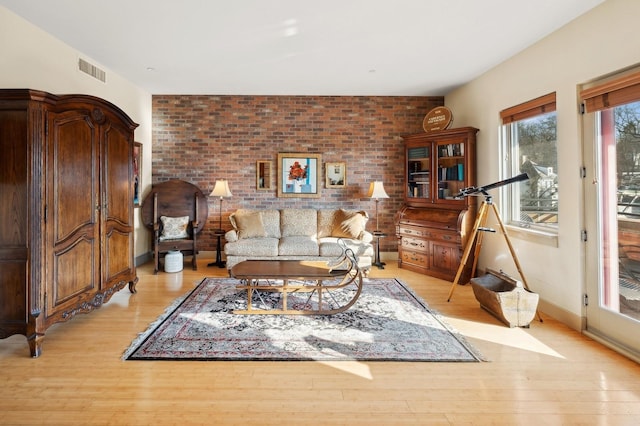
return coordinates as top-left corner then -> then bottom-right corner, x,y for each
223,208 -> 374,273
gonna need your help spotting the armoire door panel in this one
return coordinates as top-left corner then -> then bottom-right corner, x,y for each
106,228 -> 133,282
0,262 -> 27,327
104,123 -> 132,226
103,120 -> 135,286
47,110 -> 101,315
49,238 -> 96,312
49,113 -> 99,243
0,110 -> 28,248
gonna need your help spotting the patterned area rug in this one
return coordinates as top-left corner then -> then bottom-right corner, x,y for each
123,278 -> 484,362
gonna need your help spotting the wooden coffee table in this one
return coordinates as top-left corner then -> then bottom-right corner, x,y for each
230,254 -> 363,315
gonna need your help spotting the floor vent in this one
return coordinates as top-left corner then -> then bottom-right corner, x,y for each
78,58 -> 106,83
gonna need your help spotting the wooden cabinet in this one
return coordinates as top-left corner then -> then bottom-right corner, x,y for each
396,127 -> 478,281
0,89 -> 138,357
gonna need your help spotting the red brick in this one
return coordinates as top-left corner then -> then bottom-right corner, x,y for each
152,95 -> 443,251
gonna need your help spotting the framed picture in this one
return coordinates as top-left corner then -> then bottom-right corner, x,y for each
277,152 -> 321,198
256,160 -> 272,190
133,142 -> 142,206
325,162 -> 346,188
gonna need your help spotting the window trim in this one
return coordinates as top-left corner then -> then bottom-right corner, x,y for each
499,92 -> 558,236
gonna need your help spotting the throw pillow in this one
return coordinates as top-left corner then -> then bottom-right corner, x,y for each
159,215 -> 190,241
332,209 -> 367,239
235,212 -> 267,239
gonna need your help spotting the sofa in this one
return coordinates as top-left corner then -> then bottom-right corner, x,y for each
223,208 -> 375,273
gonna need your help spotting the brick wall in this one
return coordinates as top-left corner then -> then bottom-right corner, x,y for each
152,95 -> 443,252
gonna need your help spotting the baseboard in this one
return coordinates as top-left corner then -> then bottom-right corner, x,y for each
536,298 -> 584,332
583,329 -> 640,364
135,251 -> 153,267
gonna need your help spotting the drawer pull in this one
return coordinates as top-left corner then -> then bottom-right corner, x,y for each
442,235 -> 452,240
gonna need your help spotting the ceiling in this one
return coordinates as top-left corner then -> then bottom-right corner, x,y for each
1,0 -> 604,96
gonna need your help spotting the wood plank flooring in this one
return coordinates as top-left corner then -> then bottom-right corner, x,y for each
2,259 -> 640,425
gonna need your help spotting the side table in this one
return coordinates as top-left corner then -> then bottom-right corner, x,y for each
208,229 -> 227,268
372,230 -> 386,269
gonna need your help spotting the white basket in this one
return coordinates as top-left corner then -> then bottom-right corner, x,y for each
164,250 -> 183,273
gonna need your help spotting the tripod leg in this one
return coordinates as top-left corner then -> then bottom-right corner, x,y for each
471,220 -> 486,278
448,201 -> 489,302
490,203 -> 543,322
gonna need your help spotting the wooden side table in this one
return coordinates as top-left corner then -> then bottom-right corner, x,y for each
208,229 -> 227,268
372,230 -> 386,269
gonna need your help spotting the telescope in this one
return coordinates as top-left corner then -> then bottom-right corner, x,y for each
455,172 -> 529,197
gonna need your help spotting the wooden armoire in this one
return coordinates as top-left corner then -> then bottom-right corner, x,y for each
0,89 -> 139,357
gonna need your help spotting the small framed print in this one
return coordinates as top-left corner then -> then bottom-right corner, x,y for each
277,153 -> 321,198
133,142 -> 142,206
325,162 -> 346,188
256,160 -> 272,190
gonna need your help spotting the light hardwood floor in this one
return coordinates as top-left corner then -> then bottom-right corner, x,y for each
2,258 -> 640,425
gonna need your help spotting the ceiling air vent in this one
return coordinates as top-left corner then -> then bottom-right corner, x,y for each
78,58 -> 106,83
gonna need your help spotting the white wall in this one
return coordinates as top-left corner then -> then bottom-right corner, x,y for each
445,0 -> 640,328
0,7 -> 152,259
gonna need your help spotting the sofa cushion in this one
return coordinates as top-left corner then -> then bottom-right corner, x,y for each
224,238 -> 279,257
230,209 -> 281,238
281,209 -> 317,237
317,209 -> 338,238
279,236 -> 319,256
332,209 -> 368,239
234,211 -> 266,239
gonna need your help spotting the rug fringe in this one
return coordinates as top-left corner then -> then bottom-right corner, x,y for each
120,278 -> 206,360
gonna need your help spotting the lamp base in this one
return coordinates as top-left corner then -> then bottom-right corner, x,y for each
207,228 -> 226,268
372,230 -> 386,269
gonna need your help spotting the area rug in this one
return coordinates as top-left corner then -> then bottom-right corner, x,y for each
123,278 -> 484,362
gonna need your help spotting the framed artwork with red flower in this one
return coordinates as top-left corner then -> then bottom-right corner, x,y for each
277,152 -> 321,198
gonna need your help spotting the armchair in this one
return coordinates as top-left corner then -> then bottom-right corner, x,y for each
141,179 -> 209,274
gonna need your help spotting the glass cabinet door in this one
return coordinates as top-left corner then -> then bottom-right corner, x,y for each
436,140 -> 465,201
407,146 -> 431,200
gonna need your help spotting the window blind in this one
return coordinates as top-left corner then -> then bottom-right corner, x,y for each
580,71 -> 640,112
500,92 -> 556,124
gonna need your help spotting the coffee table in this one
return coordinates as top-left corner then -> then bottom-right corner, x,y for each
230,252 -> 363,315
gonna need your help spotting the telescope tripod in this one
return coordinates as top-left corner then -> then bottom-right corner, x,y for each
446,194 -> 542,322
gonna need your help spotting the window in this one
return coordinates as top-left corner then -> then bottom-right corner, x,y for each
500,93 -> 558,231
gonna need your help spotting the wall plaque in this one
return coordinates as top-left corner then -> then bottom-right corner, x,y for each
423,106 -> 453,132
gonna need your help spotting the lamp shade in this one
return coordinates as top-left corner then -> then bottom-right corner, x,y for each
367,181 -> 389,199
210,180 -> 232,198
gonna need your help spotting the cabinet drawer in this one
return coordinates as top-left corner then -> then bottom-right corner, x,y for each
401,236 -> 428,253
432,231 -> 461,244
400,249 -> 428,268
399,225 -> 432,238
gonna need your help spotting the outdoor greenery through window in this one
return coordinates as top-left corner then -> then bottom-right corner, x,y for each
500,93 -> 558,231
615,101 -> 640,219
